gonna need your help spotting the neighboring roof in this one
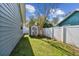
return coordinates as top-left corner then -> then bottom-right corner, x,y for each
56,9 -> 79,26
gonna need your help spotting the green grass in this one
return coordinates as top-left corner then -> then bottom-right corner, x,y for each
10,35 -> 79,56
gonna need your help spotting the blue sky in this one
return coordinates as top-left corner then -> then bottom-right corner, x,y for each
26,3 -> 79,21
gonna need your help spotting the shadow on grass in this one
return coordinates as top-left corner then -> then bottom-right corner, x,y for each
41,39 -> 74,56
30,35 -> 52,40
10,37 -> 34,56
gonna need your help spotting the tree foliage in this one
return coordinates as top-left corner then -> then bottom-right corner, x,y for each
43,19 -> 53,28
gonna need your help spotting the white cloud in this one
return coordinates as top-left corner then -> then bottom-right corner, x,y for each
49,8 -> 65,16
48,8 -> 65,22
32,13 -> 38,19
50,8 -> 56,13
26,4 -> 35,13
48,18 -> 53,21
56,9 -> 65,15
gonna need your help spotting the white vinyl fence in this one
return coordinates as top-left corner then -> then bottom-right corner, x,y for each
42,25 -> 79,47
30,25 -> 79,47
53,27 -> 63,42
43,28 -> 53,38
65,26 -> 79,47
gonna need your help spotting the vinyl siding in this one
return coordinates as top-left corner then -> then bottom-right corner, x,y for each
0,3 -> 23,56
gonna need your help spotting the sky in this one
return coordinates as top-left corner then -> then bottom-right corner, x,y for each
26,3 -> 79,21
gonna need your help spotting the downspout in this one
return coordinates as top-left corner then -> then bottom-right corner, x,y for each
18,3 -> 26,28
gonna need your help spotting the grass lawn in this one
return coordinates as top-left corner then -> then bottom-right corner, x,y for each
10,35 -> 79,56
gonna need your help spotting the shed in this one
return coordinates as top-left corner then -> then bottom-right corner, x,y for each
30,25 -> 39,37
56,9 -> 79,26
0,3 -> 25,55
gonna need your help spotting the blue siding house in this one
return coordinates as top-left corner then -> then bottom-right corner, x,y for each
57,9 -> 79,26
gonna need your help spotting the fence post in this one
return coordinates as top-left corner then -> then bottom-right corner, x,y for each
63,26 -> 66,43
52,27 -> 54,39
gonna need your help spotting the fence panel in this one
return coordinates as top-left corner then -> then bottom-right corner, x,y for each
53,27 -> 63,42
43,28 -> 53,38
42,26 -> 79,48
66,26 -> 79,47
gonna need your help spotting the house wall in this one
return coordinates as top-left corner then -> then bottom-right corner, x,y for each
0,3 -> 25,56
59,11 -> 79,26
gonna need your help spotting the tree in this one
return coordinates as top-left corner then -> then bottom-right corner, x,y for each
36,4 -> 52,36
43,19 -> 53,28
